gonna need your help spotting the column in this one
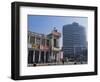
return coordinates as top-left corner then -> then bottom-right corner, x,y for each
57,39 -> 59,48
33,50 -> 35,63
38,50 -> 41,63
28,35 -> 30,43
48,51 -> 51,62
56,52 -> 58,62
44,51 -> 46,63
51,35 -> 54,61
54,52 -> 56,62
51,51 -> 53,62
39,37 -> 42,63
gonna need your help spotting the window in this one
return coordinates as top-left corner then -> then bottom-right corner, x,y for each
30,36 -> 35,44
54,39 -> 57,47
47,40 -> 49,46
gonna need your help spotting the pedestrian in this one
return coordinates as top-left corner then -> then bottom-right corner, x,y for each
62,59 -> 64,64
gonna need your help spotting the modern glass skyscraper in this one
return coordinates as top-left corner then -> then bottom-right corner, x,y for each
63,22 -> 87,62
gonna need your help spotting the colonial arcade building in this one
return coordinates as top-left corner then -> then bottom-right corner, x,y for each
28,28 -> 63,66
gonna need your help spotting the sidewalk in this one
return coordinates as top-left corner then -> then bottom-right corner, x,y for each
28,61 -> 87,67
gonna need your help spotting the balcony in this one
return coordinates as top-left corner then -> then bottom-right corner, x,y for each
53,47 -> 60,51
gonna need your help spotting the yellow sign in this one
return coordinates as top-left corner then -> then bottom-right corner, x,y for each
32,44 -> 39,49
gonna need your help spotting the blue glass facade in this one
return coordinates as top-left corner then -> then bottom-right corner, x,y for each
63,22 -> 87,61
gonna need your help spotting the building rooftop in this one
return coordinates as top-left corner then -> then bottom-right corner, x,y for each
29,27 -> 61,38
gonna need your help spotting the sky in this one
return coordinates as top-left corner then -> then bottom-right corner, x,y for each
28,15 -> 88,48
